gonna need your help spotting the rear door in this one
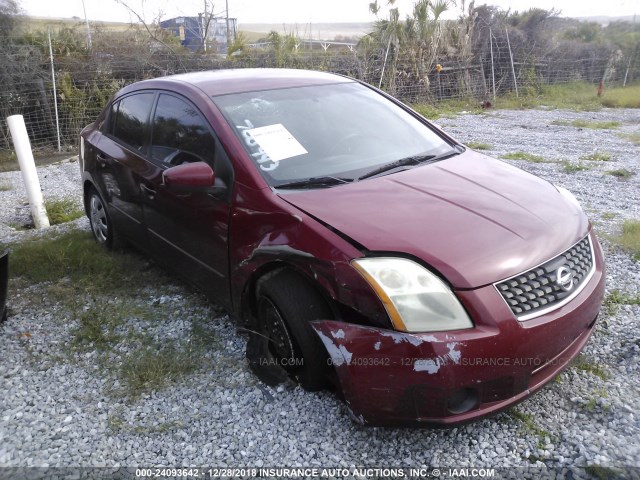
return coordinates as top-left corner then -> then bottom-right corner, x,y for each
140,92 -> 234,306
95,92 -> 156,247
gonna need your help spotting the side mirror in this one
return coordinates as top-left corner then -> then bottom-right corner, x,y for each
163,161 -> 215,192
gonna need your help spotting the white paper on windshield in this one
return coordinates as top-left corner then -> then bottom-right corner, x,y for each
246,124 -> 307,161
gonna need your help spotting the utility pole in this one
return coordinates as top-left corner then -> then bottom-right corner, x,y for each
199,12 -> 206,52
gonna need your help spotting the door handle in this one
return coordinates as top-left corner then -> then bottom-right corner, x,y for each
96,153 -> 108,167
140,184 -> 156,198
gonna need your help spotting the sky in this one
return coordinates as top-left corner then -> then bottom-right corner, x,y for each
18,0 -> 640,25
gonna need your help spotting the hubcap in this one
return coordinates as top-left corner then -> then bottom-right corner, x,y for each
89,195 -> 108,243
260,297 -> 296,362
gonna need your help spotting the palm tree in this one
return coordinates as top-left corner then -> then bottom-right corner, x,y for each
368,0 -> 450,93
369,1 -> 403,92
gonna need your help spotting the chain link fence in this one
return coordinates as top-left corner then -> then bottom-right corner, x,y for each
0,21 -> 638,155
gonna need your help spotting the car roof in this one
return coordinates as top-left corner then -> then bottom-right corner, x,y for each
122,68 -> 355,97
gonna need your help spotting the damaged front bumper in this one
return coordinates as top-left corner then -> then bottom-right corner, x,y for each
313,320 -> 596,426
311,261 -> 605,426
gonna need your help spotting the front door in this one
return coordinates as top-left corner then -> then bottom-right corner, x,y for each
139,93 -> 233,307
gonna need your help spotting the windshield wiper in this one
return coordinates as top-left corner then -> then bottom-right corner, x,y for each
357,149 -> 461,181
275,175 -> 353,189
357,154 -> 435,180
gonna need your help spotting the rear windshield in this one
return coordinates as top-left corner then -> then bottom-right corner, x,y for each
213,82 -> 453,186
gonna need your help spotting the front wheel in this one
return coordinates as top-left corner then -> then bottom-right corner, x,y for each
250,269 -> 334,391
87,187 -> 122,249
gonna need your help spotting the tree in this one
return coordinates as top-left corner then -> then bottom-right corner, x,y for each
604,21 -> 640,85
112,0 -> 187,59
0,0 -> 19,44
563,22 -> 602,43
366,0 -> 451,93
226,31 -> 248,58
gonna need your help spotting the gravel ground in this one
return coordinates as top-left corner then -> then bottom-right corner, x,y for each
0,108 -> 639,476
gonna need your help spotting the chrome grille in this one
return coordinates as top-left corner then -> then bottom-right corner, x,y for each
495,235 -> 595,321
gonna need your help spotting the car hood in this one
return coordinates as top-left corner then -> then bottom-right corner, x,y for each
278,151 -> 589,289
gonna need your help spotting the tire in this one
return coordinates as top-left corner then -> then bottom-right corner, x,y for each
86,186 -> 123,250
253,269 -> 333,391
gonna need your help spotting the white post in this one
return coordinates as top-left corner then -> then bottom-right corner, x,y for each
623,54 -> 632,87
489,27 -> 496,101
81,0 -> 92,50
505,26 -> 518,97
379,36 -> 392,89
7,115 -> 50,229
48,28 -> 62,152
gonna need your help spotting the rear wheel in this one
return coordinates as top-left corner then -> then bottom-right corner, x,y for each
250,269 -> 333,391
87,187 -> 122,249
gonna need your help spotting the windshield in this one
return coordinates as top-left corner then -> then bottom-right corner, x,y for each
213,82 -> 454,187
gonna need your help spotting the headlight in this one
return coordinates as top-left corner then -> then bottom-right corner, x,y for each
556,185 -> 582,210
352,257 -> 473,333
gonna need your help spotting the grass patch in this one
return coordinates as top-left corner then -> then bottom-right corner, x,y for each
8,222 -> 33,231
603,289 -> 640,316
412,82 -> 640,118
119,344 -> 203,397
0,181 -> 12,191
600,84 -> 640,108
584,397 -> 598,413
605,168 -> 635,180
615,220 -> 640,261
601,212 -> 618,220
494,82 -> 600,111
618,132 -> 640,146
0,150 -> 18,172
5,230 -> 155,296
584,389 -> 610,413
412,98 -> 482,120
494,82 -> 640,111
72,307 -> 123,351
571,354 -> 610,380
580,152 -> 611,162
508,409 -> 554,450
584,466 -> 624,480
551,119 -> 620,130
45,198 -> 84,225
70,301 -> 156,351
501,82 -> 640,111
465,142 -> 492,150
5,228 -> 219,399
500,151 -> 549,163
0,150 -> 74,172
563,162 -> 591,173
7,230 -> 129,285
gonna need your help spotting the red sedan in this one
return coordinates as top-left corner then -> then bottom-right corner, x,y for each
79,69 -> 605,426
